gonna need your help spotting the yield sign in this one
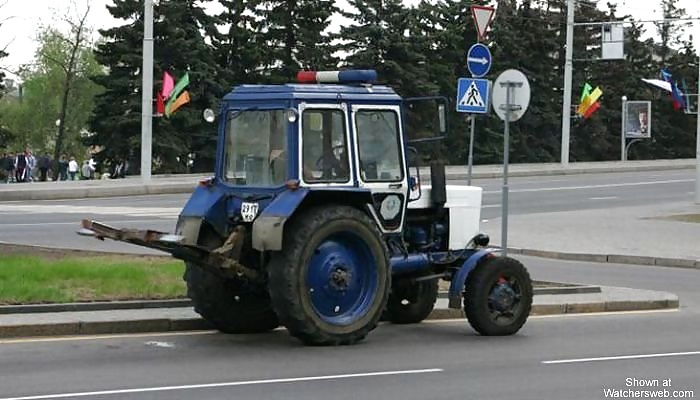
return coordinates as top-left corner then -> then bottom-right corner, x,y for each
471,5 -> 496,42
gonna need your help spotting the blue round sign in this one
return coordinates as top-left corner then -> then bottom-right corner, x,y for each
467,43 -> 492,78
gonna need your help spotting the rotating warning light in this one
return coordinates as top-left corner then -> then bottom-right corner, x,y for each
296,70 -> 378,84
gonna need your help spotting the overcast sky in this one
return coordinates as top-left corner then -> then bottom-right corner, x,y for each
2,0 -> 700,80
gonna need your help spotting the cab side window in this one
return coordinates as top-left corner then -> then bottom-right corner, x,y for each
301,109 -> 350,183
355,110 -> 404,182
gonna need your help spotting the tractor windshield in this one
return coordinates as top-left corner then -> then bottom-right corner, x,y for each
223,109 -> 288,186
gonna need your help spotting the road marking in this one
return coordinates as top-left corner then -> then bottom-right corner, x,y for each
588,196 -> 618,200
482,179 -> 693,194
0,330 -> 219,345
542,350 -> 700,365
481,204 -> 501,208
0,219 -> 173,227
0,368 -> 444,400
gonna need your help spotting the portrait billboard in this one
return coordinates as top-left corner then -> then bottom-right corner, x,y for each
624,101 -> 651,138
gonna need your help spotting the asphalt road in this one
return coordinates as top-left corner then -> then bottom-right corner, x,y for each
0,256 -> 698,400
0,168 -> 694,253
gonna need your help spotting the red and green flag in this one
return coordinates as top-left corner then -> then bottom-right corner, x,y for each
156,71 -> 191,118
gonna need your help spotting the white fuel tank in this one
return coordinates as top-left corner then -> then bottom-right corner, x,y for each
407,184 -> 483,250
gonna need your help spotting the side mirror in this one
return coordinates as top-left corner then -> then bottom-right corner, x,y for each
402,96 -> 449,144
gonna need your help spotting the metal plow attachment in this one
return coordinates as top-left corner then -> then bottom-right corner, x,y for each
77,220 -> 261,282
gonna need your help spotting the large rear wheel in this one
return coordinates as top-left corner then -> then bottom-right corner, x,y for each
267,205 -> 391,346
183,227 -> 278,334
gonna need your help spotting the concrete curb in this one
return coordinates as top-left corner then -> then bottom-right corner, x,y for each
0,299 -> 192,315
0,284 -> 601,315
494,247 -> 700,270
0,298 -> 678,339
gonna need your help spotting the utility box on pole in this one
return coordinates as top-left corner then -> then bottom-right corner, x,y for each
602,23 -> 625,60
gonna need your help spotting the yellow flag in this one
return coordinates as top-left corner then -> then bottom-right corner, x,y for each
167,91 -> 191,117
577,87 -> 603,115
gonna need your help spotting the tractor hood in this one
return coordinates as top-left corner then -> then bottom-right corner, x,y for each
178,180 -> 309,245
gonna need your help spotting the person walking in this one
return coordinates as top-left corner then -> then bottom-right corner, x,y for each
68,156 -> 79,181
15,151 -> 27,183
38,152 -> 51,182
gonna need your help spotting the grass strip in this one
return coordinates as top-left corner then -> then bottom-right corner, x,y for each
0,255 -> 186,305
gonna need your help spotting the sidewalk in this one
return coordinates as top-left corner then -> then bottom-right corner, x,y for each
1,159 -> 695,201
487,201 -> 700,268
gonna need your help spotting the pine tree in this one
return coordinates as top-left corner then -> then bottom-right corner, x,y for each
85,0 -> 144,170
150,0 -> 222,173
213,0 -> 262,87
251,0 -> 338,83
87,0 -> 221,174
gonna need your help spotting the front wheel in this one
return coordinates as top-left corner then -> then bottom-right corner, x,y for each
267,205 -> 391,346
463,255 -> 533,336
384,272 -> 439,324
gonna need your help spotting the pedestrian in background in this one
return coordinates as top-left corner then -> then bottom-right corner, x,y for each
26,150 -> 36,182
38,152 -> 51,182
68,156 -> 79,181
5,152 -> 15,183
15,151 -> 27,183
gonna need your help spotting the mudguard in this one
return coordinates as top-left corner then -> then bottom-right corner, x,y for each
252,188 -> 309,251
177,184 -> 229,245
447,248 -> 496,309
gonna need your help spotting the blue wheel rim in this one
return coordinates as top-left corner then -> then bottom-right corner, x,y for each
305,231 -> 379,326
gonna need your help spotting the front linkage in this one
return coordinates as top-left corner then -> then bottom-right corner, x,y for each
78,220 -> 262,283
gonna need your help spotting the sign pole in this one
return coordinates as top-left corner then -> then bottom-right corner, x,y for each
501,84 -> 512,258
492,69 -> 529,258
467,116 -> 476,185
621,96 -> 627,161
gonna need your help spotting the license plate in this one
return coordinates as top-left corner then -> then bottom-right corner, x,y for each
240,202 -> 260,222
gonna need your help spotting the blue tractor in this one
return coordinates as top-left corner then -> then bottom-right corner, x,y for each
78,70 -> 533,346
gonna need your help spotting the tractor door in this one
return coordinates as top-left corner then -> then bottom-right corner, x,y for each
351,104 -> 409,234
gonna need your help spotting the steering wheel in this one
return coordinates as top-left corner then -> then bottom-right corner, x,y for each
314,144 -> 346,179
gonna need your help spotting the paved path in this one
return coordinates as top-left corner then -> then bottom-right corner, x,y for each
487,201 -> 700,264
0,256 -> 697,400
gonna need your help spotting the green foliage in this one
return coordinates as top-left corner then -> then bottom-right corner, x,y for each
0,23 -> 103,157
8,0 -> 700,167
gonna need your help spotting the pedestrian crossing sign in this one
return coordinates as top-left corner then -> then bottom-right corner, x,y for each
456,78 -> 490,114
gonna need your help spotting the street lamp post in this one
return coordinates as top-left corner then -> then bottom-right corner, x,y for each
140,0 -> 154,184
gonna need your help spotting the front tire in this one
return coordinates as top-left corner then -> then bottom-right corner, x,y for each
463,255 -> 533,336
267,205 -> 391,346
384,272 -> 439,324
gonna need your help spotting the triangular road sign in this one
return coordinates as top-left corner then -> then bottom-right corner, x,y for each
471,5 -> 495,42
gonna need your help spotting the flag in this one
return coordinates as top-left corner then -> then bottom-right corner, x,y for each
162,71 -> 175,100
582,101 -> 600,119
167,91 -> 191,117
580,83 -> 593,104
660,68 -> 686,111
156,93 -> 165,115
577,84 -> 603,118
165,72 -> 191,117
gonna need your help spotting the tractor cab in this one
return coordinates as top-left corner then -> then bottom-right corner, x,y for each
212,69 -> 448,235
